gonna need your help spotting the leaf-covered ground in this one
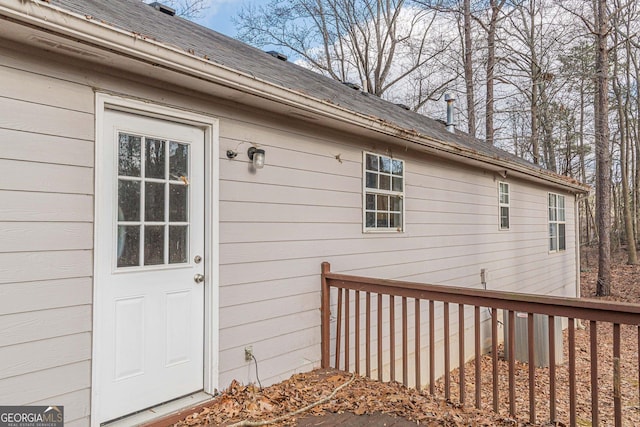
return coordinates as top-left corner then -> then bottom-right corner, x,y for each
174,248 -> 640,426
174,370 -> 511,426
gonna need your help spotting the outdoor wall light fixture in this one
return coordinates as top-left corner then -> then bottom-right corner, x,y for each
248,147 -> 266,169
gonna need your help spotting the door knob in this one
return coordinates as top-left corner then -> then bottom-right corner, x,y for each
194,274 -> 205,284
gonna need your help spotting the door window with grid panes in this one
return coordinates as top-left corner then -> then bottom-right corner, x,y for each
117,133 -> 191,268
363,152 -> 404,231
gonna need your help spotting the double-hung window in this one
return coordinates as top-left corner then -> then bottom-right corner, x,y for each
548,193 -> 566,252
364,152 -> 404,231
499,182 -> 510,230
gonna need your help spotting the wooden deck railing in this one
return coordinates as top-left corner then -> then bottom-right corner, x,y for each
320,262 -> 640,427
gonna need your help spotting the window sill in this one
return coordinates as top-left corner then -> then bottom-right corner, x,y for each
363,228 -> 404,234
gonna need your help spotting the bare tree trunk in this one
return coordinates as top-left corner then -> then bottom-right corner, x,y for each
485,0 -> 500,145
531,68 -> 540,164
463,0 -> 476,137
614,66 -> 636,262
528,1 -> 540,164
612,179 -> 620,251
578,78 -> 591,244
622,143 -> 637,262
595,0 -> 612,296
634,51 -> 640,250
575,46 -> 590,243
540,86 -> 557,172
625,7 -> 639,253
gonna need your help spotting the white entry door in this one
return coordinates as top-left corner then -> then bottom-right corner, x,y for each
96,109 -> 205,423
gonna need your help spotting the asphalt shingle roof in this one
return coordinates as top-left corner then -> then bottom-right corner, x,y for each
51,0 -> 541,171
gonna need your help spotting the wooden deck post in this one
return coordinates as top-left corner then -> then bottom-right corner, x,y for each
321,262 -> 331,368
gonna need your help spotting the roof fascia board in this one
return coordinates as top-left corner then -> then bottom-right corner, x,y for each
0,0 -> 589,193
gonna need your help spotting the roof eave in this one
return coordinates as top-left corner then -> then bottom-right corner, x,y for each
0,0 -> 590,194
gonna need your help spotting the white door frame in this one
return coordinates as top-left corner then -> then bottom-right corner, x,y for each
92,93 -> 219,426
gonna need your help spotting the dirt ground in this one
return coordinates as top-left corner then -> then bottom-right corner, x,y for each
174,248 -> 640,426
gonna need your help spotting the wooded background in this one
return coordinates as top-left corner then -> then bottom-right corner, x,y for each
167,0 -> 638,294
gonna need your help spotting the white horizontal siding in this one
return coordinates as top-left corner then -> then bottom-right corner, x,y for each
0,191 -> 93,222
0,96 -> 93,140
221,158 -> 361,194
0,159 -> 93,194
220,232 -> 546,265
0,49 -> 94,419
221,346 -> 318,387
0,63 -> 94,113
0,250 -> 93,284
0,128 -> 93,167
215,104 -> 579,388
221,180 -> 359,207
219,309 -> 319,352
0,361 -> 91,405
219,275 -> 318,307
219,326 -> 319,382
0,39 -> 580,418
65,418 -> 90,427
0,306 -> 91,348
29,389 -> 91,425
220,290 -> 319,329
0,333 -> 91,379
0,278 -> 92,315
220,201 -> 361,223
0,222 -> 93,252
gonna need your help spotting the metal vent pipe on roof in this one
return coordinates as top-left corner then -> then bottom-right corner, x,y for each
342,82 -> 361,91
266,51 -> 288,61
149,2 -> 176,16
445,93 -> 456,133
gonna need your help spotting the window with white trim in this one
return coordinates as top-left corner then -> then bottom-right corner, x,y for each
499,182 -> 510,230
548,193 -> 566,252
363,152 -> 404,231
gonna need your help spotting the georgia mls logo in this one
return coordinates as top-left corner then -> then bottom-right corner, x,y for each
0,406 -> 63,427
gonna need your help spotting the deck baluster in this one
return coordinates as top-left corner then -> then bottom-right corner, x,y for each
390,295 -> 395,382
568,318 -> 576,427
335,288 -> 343,370
527,313 -> 535,424
459,303 -> 465,406
492,308 -> 498,412
613,323 -> 621,426
590,320 -> 598,427
444,302 -> 450,400
474,306 -> 481,409
415,299 -> 421,391
366,292 -> 371,378
378,293 -> 383,381
429,300 -> 435,395
402,297 -> 408,387
345,289 -> 350,371
549,315 -> 556,422
508,310 -> 515,417
355,290 -> 360,375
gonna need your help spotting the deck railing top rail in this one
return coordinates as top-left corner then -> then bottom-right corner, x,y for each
322,262 -> 640,324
